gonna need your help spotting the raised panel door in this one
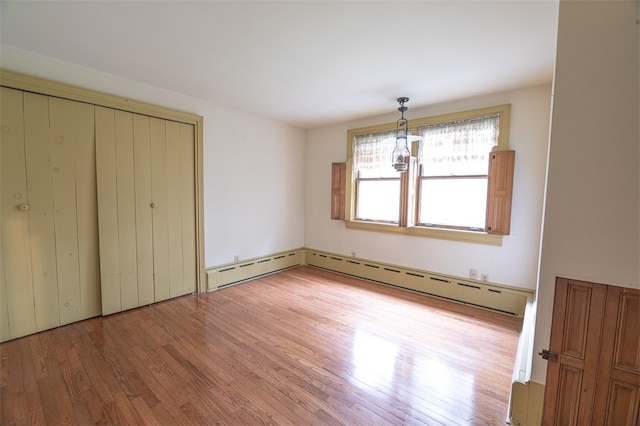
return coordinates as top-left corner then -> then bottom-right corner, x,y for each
593,287 -> 640,425
543,279 -> 639,425
543,278 -> 606,425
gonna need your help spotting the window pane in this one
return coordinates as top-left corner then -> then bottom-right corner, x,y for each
357,180 -> 400,223
419,178 -> 487,229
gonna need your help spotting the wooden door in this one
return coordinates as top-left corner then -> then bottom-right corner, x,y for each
543,278 -> 606,425
0,88 -> 100,342
95,107 -> 196,315
592,286 -> 640,425
543,278 -> 640,425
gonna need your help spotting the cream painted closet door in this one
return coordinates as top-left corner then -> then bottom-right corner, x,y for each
0,87 -> 100,342
95,107 -> 196,315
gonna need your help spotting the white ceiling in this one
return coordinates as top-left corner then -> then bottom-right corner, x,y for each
0,0 -> 559,129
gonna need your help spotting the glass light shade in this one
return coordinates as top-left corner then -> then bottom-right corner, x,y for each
391,134 -> 421,172
389,98 -> 421,172
392,136 -> 410,172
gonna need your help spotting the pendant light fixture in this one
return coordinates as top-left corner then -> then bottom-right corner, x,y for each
391,97 -> 420,172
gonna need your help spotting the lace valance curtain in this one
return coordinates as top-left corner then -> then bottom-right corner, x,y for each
353,130 -> 397,178
418,114 -> 500,176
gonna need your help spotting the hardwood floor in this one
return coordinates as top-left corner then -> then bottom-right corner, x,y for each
0,266 -> 522,425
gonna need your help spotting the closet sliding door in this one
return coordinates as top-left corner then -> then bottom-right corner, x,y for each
95,107 -> 196,315
1,87 -> 100,342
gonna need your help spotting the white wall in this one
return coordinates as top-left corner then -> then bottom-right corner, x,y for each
305,84 -> 552,290
0,46 -> 306,269
531,0 -> 639,384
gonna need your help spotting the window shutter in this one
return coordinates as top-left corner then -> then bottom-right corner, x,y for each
485,150 -> 515,235
331,162 -> 346,220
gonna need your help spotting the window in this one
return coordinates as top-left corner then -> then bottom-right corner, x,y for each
344,105 -> 512,245
353,130 -> 399,223
417,113 -> 500,230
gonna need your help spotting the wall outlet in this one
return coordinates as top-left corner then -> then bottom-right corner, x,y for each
234,255 -> 239,262
469,268 -> 478,279
481,273 -> 489,282
351,251 -> 356,257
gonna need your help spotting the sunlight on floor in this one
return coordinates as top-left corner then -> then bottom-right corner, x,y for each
351,327 -> 475,422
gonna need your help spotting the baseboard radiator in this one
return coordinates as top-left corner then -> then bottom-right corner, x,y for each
303,249 -> 532,317
206,248 -> 532,317
206,250 -> 302,290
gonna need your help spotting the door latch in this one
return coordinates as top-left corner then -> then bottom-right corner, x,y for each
539,349 -> 558,362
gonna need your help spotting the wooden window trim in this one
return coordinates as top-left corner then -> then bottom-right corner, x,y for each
343,104 -> 512,246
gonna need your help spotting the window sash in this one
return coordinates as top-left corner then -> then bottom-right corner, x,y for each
355,177 -> 400,223
417,175 -> 489,230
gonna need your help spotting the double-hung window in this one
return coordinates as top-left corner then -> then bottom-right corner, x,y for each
416,113 -> 500,231
353,130 -> 399,223
344,104 -> 513,245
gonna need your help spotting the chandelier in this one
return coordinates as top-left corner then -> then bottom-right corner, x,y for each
391,97 -> 421,172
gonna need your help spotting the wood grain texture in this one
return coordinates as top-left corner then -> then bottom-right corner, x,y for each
330,162 -> 346,220
0,266 -> 522,425
486,150 -> 515,235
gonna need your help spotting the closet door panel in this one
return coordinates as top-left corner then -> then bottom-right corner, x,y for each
23,93 -> 59,331
1,87 -> 35,339
166,121 -> 183,298
2,88 -> 100,341
49,97 -> 79,324
96,109 -> 197,314
149,118 -> 170,302
179,123 -> 197,295
132,114 -> 155,306
48,97 -> 99,324
95,107 -> 123,315
73,103 -> 101,321
114,111 -> 139,311
163,121 -> 196,298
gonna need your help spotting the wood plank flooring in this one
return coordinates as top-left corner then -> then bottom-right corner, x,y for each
0,266 -> 522,425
